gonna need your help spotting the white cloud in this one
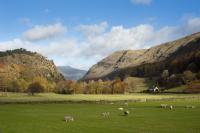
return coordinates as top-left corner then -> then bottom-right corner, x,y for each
185,17 -> 200,34
23,23 -> 67,41
131,0 -> 152,5
77,24 -> 180,59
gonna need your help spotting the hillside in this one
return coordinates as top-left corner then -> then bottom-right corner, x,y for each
57,66 -> 86,80
83,32 -> 200,80
0,48 -> 64,83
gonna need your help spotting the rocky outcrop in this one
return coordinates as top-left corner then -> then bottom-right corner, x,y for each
83,32 -> 200,80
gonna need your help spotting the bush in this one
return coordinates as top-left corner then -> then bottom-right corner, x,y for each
27,82 -> 44,95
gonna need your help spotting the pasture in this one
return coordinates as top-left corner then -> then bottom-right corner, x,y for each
0,94 -> 200,133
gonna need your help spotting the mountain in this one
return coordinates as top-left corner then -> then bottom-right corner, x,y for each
57,66 -> 87,80
83,32 -> 200,80
0,48 -> 64,82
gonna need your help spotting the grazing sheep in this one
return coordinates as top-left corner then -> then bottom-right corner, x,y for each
64,116 -> 74,122
160,104 -> 168,108
185,105 -> 195,109
124,110 -> 130,116
191,106 -> 195,108
102,112 -> 110,118
118,107 -> 124,111
169,105 -> 173,110
110,102 -> 114,105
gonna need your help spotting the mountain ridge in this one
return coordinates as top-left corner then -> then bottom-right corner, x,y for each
83,32 -> 200,80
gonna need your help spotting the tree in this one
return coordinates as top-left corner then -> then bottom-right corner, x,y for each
0,72 -> 10,96
187,62 -> 198,72
18,79 -> 29,92
55,80 -> 74,94
9,80 -> 21,92
33,76 -> 49,92
27,82 -> 44,95
111,79 -> 127,94
87,80 -> 97,94
183,70 -> 196,82
124,77 -> 136,93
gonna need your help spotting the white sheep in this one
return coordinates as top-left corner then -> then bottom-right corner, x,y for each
160,104 -> 168,108
118,107 -> 124,111
124,110 -> 130,116
191,105 -> 195,109
102,112 -> 110,118
169,105 -> 173,110
64,116 -> 74,122
185,105 -> 195,109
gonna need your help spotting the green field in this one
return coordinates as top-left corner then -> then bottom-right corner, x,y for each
0,93 -> 200,133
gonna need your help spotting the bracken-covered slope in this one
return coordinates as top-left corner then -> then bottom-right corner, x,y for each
83,32 -> 200,80
0,48 -> 64,82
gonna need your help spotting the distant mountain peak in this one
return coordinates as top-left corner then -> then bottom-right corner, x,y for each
57,66 -> 87,80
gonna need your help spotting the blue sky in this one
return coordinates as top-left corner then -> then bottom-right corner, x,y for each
0,0 -> 200,70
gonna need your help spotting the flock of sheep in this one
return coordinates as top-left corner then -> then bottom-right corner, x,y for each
160,104 -> 196,110
64,102 -> 196,123
64,102 -> 130,123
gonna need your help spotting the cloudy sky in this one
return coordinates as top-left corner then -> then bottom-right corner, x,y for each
0,0 -> 200,70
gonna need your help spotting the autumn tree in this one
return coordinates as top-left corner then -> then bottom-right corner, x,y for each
27,82 -> 44,95
55,80 -> 74,94
111,79 -> 127,94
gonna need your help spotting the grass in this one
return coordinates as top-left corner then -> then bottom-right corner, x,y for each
0,93 -> 200,103
164,85 -> 187,93
0,100 -> 200,133
0,93 -> 200,133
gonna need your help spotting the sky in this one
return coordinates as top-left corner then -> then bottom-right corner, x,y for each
0,0 -> 200,70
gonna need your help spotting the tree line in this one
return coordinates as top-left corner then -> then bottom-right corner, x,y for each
0,76 -> 128,95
